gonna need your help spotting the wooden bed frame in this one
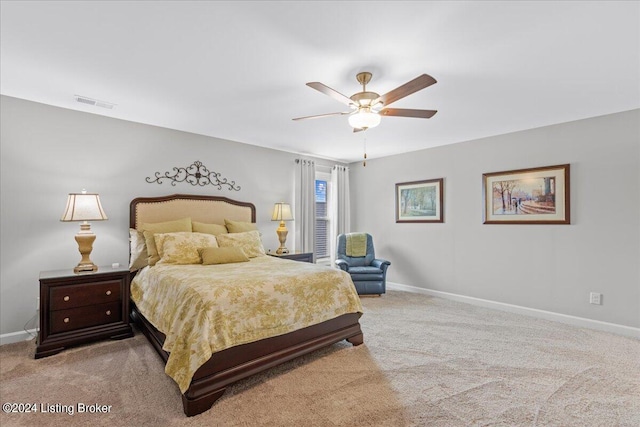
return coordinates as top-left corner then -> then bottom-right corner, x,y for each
129,194 -> 363,416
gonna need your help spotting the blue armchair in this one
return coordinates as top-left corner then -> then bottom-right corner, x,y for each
335,233 -> 390,295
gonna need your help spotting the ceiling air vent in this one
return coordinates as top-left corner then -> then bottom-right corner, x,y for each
74,95 -> 115,109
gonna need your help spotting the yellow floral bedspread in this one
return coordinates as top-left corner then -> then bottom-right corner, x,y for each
130,256 -> 363,393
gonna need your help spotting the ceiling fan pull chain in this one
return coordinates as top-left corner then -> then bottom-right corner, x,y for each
363,134 -> 367,167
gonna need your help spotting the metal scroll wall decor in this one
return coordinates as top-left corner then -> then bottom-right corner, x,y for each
146,160 -> 241,191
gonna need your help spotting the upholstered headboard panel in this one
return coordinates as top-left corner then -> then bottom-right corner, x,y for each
129,194 -> 256,229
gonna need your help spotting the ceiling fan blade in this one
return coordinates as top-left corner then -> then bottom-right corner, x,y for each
376,74 -> 437,107
379,108 -> 437,119
292,111 -> 351,121
307,82 -> 355,106
353,127 -> 365,133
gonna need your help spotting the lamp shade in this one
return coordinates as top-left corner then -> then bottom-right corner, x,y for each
61,192 -> 108,222
348,109 -> 381,130
271,203 -> 293,221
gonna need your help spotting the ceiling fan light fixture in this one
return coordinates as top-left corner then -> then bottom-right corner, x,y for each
348,108 -> 381,130
293,71 -> 437,132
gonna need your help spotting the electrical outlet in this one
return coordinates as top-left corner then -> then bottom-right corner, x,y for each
36,296 -> 40,310
589,292 -> 602,305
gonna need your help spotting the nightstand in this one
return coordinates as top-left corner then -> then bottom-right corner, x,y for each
268,252 -> 314,263
35,266 -> 133,359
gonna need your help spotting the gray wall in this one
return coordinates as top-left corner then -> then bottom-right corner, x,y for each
0,95 -> 337,335
350,110 -> 640,328
2,96 -> 638,335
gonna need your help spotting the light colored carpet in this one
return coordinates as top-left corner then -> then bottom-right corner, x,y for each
1,290 -> 639,426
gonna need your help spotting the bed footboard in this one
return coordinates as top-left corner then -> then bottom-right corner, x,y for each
131,303 -> 363,416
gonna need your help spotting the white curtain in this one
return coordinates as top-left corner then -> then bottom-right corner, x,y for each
330,165 -> 350,265
295,159 -> 316,254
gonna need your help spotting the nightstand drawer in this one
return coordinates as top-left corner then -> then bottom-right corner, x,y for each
50,279 -> 121,310
50,301 -> 122,334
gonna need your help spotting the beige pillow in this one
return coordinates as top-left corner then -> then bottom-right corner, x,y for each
199,247 -> 249,265
216,230 -> 265,258
141,217 -> 192,266
193,221 -> 228,236
155,232 -> 219,265
129,228 -> 149,272
224,219 -> 257,233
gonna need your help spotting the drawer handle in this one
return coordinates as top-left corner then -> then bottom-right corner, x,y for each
105,290 -> 112,296
106,310 -> 111,316
63,296 -> 70,302
63,317 -> 70,323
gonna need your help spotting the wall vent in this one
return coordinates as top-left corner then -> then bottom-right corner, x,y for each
74,95 -> 115,109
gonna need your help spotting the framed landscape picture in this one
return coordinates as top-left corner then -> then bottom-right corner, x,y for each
482,164 -> 570,224
396,178 -> 444,223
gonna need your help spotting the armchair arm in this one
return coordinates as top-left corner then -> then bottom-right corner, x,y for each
371,259 -> 390,271
335,259 -> 349,271
371,258 -> 391,277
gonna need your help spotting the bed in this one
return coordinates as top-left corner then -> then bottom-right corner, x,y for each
129,194 -> 364,416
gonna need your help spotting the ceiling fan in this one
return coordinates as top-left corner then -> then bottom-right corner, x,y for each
293,71 -> 437,132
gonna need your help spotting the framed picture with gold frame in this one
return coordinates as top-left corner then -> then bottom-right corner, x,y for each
482,164 -> 570,224
395,178 -> 444,223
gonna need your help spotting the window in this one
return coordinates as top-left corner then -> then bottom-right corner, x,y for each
315,179 -> 329,259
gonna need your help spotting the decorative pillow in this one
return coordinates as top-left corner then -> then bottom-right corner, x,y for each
129,228 -> 148,272
155,232 -> 219,265
224,219 -> 257,233
193,221 -> 228,236
199,247 -> 249,265
141,217 -> 192,266
215,230 -> 266,258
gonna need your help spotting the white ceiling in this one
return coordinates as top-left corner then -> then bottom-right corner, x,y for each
1,1 -> 638,163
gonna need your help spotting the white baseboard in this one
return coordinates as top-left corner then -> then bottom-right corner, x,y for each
3,285 -> 637,344
387,282 -> 640,339
0,329 -> 37,346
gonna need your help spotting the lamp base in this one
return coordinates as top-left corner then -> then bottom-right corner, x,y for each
74,224 -> 98,274
74,263 -> 98,274
276,221 -> 289,255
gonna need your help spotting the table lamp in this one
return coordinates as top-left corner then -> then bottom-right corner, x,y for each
61,190 -> 108,273
271,202 -> 293,254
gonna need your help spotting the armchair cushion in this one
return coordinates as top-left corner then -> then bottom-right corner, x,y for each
348,266 -> 384,282
348,266 -> 383,274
